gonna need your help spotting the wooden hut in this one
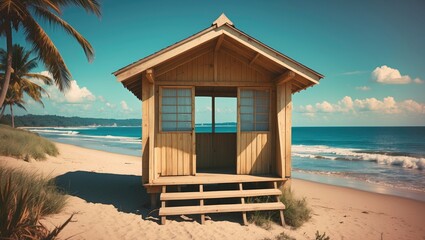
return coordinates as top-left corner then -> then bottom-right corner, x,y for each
113,14 -> 323,225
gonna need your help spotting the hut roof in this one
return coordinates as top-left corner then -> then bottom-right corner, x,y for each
113,13 -> 323,100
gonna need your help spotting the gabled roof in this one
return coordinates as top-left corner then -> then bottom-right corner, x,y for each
113,13 -> 323,98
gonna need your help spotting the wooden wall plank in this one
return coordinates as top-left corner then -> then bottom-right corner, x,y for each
191,87 -> 196,175
276,84 -> 286,178
285,83 -> 292,177
236,88 -> 241,174
161,132 -> 165,176
141,75 -> 149,184
171,134 -> 177,175
196,133 -> 236,170
148,82 -> 155,183
238,132 -> 271,175
177,134 -> 183,175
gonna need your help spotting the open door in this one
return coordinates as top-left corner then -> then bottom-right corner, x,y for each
157,86 -> 196,176
196,96 -> 237,173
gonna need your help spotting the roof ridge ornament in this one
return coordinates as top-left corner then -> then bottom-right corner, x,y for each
213,13 -> 234,27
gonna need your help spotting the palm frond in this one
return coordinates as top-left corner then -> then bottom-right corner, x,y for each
15,101 -> 27,111
33,6 -> 94,62
20,57 -> 38,73
21,9 -> 71,91
32,0 -> 62,14
0,1 -> 26,25
54,0 -> 101,17
23,73 -> 53,85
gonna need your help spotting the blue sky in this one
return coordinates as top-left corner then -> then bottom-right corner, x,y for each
2,0 -> 425,126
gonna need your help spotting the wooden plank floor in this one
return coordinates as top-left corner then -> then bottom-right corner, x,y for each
145,173 -> 285,186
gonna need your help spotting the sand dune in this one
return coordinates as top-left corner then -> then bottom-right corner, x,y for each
1,142 -> 424,240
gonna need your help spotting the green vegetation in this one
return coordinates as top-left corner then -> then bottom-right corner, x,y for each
0,124 -> 58,160
262,232 -> 296,240
315,231 -> 330,240
0,167 -> 68,239
274,232 -> 296,240
0,45 -> 54,128
280,188 -> 311,228
247,196 -> 274,229
0,114 -> 141,127
248,188 -> 311,229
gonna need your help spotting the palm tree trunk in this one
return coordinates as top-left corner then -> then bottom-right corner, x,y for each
10,104 -> 14,128
0,21 -> 13,108
0,105 -> 5,119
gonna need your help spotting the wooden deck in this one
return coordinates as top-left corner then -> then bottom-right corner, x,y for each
144,173 -> 285,186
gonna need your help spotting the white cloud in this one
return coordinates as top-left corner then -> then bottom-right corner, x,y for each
315,101 -> 334,113
356,86 -> 371,91
121,100 -> 129,111
372,65 -> 423,84
36,71 -> 96,104
340,70 -> 368,76
106,102 -> 115,109
64,80 -> 96,103
338,96 -> 354,112
414,78 -> 424,84
298,96 -> 425,117
354,97 -> 399,114
120,100 -> 132,112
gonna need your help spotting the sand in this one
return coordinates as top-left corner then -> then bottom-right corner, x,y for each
1,142 -> 424,240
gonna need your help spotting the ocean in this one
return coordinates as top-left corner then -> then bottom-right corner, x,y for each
26,126 -> 425,201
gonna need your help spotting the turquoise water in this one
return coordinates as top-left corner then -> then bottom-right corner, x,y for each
27,126 -> 425,201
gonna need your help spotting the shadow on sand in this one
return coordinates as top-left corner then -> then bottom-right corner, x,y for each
55,171 -> 245,224
55,171 -> 152,217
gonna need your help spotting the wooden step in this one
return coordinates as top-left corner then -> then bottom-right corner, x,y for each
161,189 -> 282,201
159,202 -> 285,216
146,173 -> 285,186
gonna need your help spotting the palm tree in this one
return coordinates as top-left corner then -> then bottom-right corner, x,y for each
0,0 -> 101,108
0,44 -> 53,127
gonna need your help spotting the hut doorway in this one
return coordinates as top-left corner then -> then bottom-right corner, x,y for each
195,87 -> 237,173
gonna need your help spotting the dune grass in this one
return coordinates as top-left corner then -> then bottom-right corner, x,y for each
0,124 -> 58,160
0,167 -> 68,239
279,188 -> 311,228
248,188 -> 311,229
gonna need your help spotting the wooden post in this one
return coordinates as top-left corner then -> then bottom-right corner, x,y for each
151,193 -> 157,209
212,96 -> 215,134
148,81 -> 156,183
274,181 -> 285,226
284,83 -> 292,178
161,186 -> 166,225
200,184 -> 205,224
276,83 -> 286,178
191,87 -> 197,175
236,88 -> 241,174
141,75 -> 150,184
239,183 -> 248,225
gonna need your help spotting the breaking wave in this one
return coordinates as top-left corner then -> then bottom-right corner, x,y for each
292,145 -> 425,170
28,129 -> 79,135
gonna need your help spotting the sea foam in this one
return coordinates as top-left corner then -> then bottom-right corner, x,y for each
292,145 -> 425,170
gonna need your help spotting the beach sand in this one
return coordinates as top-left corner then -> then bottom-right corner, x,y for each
1,142 -> 424,240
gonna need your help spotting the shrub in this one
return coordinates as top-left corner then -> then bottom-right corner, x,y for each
247,196 -> 274,229
0,124 -> 58,160
280,188 -> 311,228
315,231 -> 330,240
248,188 -> 311,229
0,167 -> 68,239
275,232 -> 296,240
